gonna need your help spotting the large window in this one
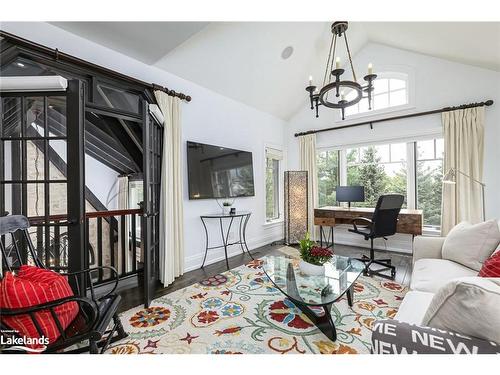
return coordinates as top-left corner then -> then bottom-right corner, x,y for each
265,147 -> 283,222
317,150 -> 339,207
416,139 -> 444,230
316,137 -> 444,232
345,73 -> 409,117
346,143 -> 407,207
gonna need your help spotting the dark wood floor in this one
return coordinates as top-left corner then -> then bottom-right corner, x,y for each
117,242 -> 412,313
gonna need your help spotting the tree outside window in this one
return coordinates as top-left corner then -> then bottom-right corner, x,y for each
317,150 -> 339,207
416,139 -> 444,229
346,143 -> 407,208
265,148 -> 282,222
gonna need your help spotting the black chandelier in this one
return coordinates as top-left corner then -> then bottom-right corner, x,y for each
306,21 -> 376,120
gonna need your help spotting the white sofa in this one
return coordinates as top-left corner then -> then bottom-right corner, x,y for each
371,221 -> 500,353
397,227 -> 499,324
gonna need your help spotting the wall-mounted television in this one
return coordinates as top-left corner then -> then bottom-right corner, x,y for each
187,141 -> 255,200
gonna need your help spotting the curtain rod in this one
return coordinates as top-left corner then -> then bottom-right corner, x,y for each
294,100 -> 494,137
0,30 -> 192,102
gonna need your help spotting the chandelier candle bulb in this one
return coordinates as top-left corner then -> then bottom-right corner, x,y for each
368,63 -> 373,75
336,57 -> 341,69
309,76 -> 313,85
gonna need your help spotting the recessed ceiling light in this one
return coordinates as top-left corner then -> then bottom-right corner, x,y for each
16,62 -> 25,67
281,46 -> 294,60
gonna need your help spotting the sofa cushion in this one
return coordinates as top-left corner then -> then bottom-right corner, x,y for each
422,277 -> 500,344
394,290 -> 435,325
442,220 -> 500,272
479,251 -> 500,277
411,258 -> 476,293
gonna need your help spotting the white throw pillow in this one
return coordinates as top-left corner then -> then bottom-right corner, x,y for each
442,220 -> 500,271
422,277 -> 500,344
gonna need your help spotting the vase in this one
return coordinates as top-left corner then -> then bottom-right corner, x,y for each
222,206 -> 231,215
299,260 -> 325,276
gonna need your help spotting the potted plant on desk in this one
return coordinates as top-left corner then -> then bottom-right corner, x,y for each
298,232 -> 334,276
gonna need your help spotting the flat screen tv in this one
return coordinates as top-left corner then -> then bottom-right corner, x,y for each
187,141 -> 255,199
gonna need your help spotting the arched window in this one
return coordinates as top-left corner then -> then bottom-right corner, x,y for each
345,72 -> 409,117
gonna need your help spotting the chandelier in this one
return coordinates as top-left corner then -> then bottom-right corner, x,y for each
306,21 -> 376,120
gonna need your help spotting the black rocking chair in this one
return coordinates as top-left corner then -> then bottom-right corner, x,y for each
348,194 -> 404,280
0,215 -> 127,354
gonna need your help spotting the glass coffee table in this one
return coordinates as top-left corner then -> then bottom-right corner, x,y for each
261,255 -> 365,341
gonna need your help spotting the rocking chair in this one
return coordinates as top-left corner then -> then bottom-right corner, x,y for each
0,215 -> 127,354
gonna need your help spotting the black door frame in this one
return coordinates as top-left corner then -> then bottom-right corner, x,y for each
141,100 -> 162,307
0,79 -> 86,292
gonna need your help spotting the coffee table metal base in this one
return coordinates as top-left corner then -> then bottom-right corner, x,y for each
291,286 -> 353,342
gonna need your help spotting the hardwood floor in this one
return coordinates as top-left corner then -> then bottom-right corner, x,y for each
117,242 -> 412,313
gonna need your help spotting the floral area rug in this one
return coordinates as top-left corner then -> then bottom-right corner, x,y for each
106,247 -> 407,354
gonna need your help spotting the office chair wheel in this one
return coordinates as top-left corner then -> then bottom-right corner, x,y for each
390,269 -> 396,279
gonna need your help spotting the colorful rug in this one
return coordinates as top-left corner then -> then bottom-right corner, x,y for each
106,247 -> 407,354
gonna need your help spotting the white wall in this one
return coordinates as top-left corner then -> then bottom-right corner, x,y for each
1,22 -> 286,271
286,43 -> 500,253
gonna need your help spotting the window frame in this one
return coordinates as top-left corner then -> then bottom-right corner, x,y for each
316,133 -> 443,234
339,71 -> 415,122
264,144 -> 284,226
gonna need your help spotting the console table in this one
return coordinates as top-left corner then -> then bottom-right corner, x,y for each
200,211 -> 253,270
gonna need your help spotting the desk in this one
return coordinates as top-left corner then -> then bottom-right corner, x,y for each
314,206 -> 423,248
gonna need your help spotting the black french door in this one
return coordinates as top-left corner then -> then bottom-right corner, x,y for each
0,80 -> 86,286
141,102 -> 162,307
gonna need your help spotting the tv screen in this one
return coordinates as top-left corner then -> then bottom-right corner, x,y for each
187,141 -> 255,199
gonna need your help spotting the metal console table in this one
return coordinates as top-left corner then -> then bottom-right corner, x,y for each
200,211 -> 253,270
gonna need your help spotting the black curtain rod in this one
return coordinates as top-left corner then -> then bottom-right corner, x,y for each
294,100 -> 494,137
0,30 -> 192,102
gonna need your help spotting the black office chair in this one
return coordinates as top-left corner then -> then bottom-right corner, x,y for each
348,194 -> 404,280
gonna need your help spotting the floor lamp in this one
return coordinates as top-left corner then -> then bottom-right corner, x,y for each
284,171 -> 308,245
443,168 -> 486,221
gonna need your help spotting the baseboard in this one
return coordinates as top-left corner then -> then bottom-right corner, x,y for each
183,232 -> 283,272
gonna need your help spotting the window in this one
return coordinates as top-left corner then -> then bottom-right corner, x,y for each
345,73 -> 409,117
265,147 -> 283,222
316,137 -> 444,232
346,143 -> 407,208
416,139 -> 444,230
317,150 -> 339,207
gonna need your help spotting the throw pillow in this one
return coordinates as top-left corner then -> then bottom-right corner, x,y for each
0,266 -> 79,351
479,251 -> 500,277
422,277 -> 500,344
442,220 -> 500,271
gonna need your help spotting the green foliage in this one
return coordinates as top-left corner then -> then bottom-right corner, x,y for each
317,151 -> 339,207
298,232 -> 332,265
417,161 -> 443,227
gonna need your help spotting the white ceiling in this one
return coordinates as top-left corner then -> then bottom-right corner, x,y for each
50,22 -> 500,120
51,22 -> 209,64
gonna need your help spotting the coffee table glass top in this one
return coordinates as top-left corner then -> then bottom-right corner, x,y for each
261,255 -> 365,306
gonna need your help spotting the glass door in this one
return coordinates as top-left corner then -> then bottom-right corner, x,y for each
0,80 -> 85,285
141,102 -> 162,307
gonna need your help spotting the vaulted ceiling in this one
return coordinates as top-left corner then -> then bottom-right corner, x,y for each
50,22 -> 500,120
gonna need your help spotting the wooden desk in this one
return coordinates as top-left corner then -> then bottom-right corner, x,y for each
314,206 -> 423,247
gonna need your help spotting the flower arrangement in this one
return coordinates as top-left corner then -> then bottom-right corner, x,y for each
222,201 -> 232,207
298,232 -> 334,266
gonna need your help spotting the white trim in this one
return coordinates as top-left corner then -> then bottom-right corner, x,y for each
184,231 -> 282,272
0,76 -> 67,92
148,103 -> 165,125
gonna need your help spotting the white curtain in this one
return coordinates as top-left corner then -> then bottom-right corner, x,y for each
155,91 -> 184,286
441,107 -> 485,235
117,176 -> 130,273
299,134 -> 318,239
